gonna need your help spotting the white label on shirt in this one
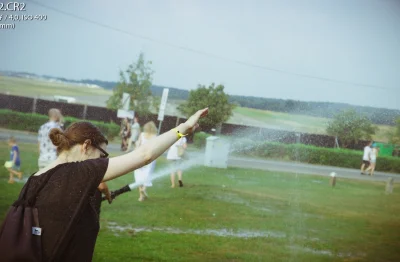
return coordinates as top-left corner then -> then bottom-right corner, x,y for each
32,227 -> 42,236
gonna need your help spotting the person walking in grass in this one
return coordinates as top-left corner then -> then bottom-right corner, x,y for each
360,141 -> 372,175
127,116 -> 141,151
167,136 -> 188,188
365,143 -> 379,176
5,136 -> 22,184
133,121 -> 158,201
119,118 -> 131,151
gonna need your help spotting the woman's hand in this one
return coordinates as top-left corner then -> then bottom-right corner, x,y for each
98,182 -> 112,204
183,108 -> 209,134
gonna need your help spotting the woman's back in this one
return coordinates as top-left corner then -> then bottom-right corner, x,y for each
21,159 -> 108,261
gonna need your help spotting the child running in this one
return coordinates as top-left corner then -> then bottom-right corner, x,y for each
6,136 -> 22,183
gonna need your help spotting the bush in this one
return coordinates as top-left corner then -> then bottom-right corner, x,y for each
0,109 -> 120,140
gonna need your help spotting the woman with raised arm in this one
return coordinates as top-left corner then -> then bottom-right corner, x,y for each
0,108 -> 208,262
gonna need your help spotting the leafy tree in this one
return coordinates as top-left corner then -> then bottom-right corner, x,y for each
178,83 -> 235,128
106,52 -> 155,116
284,99 -> 296,112
387,117 -> 400,145
326,109 -> 377,147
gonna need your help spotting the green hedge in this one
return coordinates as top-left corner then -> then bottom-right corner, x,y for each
231,139 -> 400,173
193,134 -> 400,173
0,109 -> 120,140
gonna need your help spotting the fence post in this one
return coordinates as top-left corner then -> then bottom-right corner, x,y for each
385,177 -> 394,195
82,105 -> 88,119
296,133 -> 301,144
330,172 -> 337,187
334,136 -> 340,148
32,97 -> 37,113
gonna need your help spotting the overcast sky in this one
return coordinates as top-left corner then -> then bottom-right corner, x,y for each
1,0 -> 399,109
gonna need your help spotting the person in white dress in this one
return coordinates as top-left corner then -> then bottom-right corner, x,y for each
134,121 -> 158,201
365,144 -> 379,176
167,136 -> 187,187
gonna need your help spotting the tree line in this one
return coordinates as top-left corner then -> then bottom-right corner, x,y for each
104,53 -> 399,149
3,57 -> 398,126
49,79 -> 400,126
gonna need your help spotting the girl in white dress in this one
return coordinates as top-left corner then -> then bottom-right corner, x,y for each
134,121 -> 157,201
166,136 -> 187,187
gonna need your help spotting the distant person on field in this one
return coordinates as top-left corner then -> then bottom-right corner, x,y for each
365,143 -> 379,176
119,118 -> 131,151
127,116 -> 141,151
360,141 -> 372,175
5,136 -> 22,184
167,136 -> 187,187
38,108 -> 63,169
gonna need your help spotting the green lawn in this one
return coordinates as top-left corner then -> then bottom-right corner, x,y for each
1,142 -> 400,261
0,75 -> 111,105
230,106 -> 329,133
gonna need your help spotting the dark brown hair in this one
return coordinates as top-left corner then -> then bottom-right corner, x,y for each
49,121 -> 108,154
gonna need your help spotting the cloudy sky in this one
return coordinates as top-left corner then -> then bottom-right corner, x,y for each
1,0 -> 399,109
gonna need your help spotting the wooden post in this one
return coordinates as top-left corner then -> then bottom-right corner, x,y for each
82,105 -> 88,119
385,177 -> 394,195
32,97 -> 37,113
215,123 -> 222,135
334,136 -> 340,148
330,172 -> 336,187
296,133 -> 301,144
175,117 -> 180,127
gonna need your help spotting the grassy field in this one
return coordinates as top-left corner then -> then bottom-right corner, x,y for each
0,76 -> 112,106
0,75 -> 395,142
229,106 -> 329,133
1,142 -> 400,261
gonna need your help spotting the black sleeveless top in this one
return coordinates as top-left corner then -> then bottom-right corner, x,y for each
16,158 -> 109,261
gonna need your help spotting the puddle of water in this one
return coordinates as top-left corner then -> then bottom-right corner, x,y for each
290,246 -> 333,256
225,174 -> 236,180
211,193 -> 274,213
291,246 -> 366,259
312,180 -> 323,184
107,222 -> 286,239
108,222 -> 338,257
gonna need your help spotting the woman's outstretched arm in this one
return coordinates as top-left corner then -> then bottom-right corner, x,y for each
103,108 -> 208,182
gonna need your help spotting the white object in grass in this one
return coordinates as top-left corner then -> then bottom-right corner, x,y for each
4,161 -> 13,168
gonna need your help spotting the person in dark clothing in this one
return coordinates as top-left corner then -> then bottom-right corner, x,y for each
119,118 -> 131,151
4,107 -> 208,261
